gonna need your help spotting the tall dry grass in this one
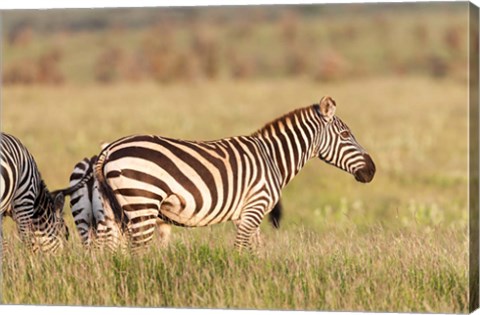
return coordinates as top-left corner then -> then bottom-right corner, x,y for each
2,225 -> 468,312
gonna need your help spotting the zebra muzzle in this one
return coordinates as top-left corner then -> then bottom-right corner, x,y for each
353,154 -> 376,183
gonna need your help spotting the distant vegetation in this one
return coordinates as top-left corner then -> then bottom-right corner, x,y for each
3,3 -> 469,85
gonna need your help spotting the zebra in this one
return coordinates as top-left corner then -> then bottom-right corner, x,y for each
67,155 -> 284,250
67,155 -> 123,251
0,132 -> 69,253
93,96 -> 375,251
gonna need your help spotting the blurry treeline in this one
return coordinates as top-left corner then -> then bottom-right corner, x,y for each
2,3 -> 469,85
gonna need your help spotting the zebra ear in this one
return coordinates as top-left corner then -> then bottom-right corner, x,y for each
319,96 -> 336,121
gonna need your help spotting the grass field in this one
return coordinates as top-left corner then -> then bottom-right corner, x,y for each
1,76 -> 469,312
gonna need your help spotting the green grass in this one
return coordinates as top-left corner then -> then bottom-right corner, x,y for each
2,224 -> 468,312
1,76 -> 469,311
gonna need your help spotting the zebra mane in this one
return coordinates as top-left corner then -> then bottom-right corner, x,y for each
251,104 -> 317,137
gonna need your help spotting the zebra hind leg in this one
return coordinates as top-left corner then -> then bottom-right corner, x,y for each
0,213 -> 4,259
125,210 -> 159,254
95,219 -> 123,252
11,203 -> 35,249
93,203 -> 125,252
0,211 -> 13,258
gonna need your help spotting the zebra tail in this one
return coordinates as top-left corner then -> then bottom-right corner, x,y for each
52,159 -> 95,197
268,201 -> 283,229
94,149 -> 128,230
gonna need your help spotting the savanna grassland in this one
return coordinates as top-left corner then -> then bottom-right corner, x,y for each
1,77 -> 469,312
0,3 -> 472,313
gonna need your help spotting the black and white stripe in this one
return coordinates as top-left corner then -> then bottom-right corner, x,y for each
68,155 -> 123,251
94,96 -> 375,251
69,157 -> 97,246
68,155 -> 283,250
0,132 -> 69,253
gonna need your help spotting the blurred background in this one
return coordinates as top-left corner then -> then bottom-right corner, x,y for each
1,3 -> 472,311
2,3 -> 469,85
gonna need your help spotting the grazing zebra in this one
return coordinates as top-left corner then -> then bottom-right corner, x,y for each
67,155 -> 283,250
94,96 -> 375,251
0,132 -> 69,253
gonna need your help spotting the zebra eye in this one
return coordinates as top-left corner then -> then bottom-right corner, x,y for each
340,130 -> 350,139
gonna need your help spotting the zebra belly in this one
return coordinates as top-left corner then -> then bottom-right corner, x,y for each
159,193 -> 244,227
105,159 -> 243,228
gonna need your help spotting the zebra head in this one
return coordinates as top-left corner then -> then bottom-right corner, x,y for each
315,96 -> 375,183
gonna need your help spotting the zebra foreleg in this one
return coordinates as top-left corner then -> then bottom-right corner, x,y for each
233,209 -> 265,252
233,219 -> 263,249
12,205 -> 35,249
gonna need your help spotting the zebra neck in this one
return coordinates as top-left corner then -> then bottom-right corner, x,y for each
253,107 -> 320,188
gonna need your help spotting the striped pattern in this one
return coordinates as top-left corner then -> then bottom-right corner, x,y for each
68,155 -> 123,251
68,155 -> 282,250
69,157 -> 97,246
94,96 -> 375,251
0,132 -> 68,253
